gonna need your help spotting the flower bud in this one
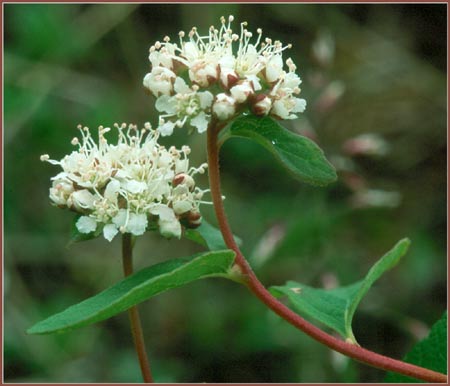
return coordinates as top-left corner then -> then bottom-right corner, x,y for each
49,180 -> 74,207
185,210 -> 202,228
172,173 -> 195,190
212,93 -> 236,121
230,81 -> 254,104
251,94 -> 272,116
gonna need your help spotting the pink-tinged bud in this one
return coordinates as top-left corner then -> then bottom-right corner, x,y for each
212,93 -> 236,121
172,173 -> 185,187
186,210 -> 202,228
172,173 -> 195,190
251,94 -> 272,116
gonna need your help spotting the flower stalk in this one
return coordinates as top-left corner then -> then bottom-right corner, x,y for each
206,120 -> 447,383
122,234 -> 153,383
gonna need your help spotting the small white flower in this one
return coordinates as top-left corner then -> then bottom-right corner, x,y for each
149,42 -> 177,69
49,179 -> 74,207
212,93 -> 236,120
271,97 -> 306,120
41,124 -> 209,242
126,213 -> 148,236
155,77 -> 213,134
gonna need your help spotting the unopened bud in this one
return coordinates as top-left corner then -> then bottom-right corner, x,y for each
230,81 -> 254,103
186,210 -> 202,228
172,173 -> 195,190
251,94 -> 272,116
213,93 -> 236,121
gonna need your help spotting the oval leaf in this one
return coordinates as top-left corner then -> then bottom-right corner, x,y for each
223,115 -> 337,186
270,238 -> 410,343
27,250 -> 235,335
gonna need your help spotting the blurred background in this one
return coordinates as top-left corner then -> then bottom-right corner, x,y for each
4,3 -> 447,383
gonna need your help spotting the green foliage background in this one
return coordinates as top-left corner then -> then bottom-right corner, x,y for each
4,4 -> 446,382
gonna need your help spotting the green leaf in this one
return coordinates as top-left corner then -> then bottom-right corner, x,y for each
270,238 -> 410,343
384,312 -> 447,382
27,250 -> 235,335
184,220 -> 242,251
223,115 -> 337,186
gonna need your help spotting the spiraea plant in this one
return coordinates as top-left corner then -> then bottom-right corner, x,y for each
30,16 -> 447,383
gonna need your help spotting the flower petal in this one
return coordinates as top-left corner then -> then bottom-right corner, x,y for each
103,224 -> 119,242
157,121 -> 176,137
127,213 -> 148,236
76,216 -> 97,234
190,111 -> 209,133
158,218 -> 182,239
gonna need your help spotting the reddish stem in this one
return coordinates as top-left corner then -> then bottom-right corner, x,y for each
122,234 -> 154,383
206,121 -> 447,383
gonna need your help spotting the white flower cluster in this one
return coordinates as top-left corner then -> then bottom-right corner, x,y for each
143,15 -> 307,136
41,124 -> 208,241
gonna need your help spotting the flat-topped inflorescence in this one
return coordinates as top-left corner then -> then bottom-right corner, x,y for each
41,123 -> 209,241
143,15 -> 307,136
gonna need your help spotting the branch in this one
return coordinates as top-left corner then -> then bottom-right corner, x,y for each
206,120 -> 447,383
